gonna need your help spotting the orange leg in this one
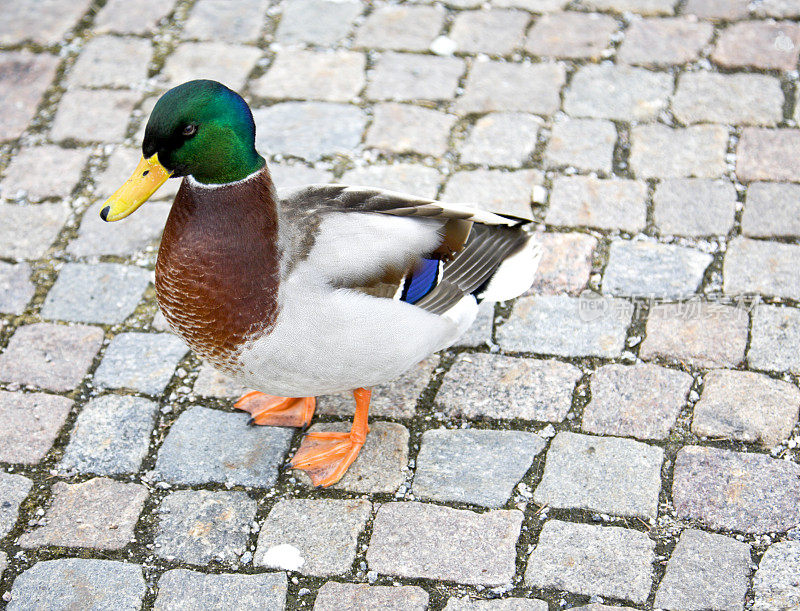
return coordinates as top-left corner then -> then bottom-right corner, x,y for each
234,391 -> 316,428
290,387 -> 371,488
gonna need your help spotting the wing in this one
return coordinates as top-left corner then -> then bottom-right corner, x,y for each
278,184 -> 537,314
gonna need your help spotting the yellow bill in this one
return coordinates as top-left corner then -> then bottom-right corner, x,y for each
100,154 -> 172,222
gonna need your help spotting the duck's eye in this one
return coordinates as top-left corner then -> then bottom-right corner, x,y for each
182,124 -> 198,137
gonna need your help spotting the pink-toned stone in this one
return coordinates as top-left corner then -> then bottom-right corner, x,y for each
737,128 -> 800,183
528,232 -> 596,295
713,21 -> 800,71
640,302 -> 749,368
0,391 -> 73,464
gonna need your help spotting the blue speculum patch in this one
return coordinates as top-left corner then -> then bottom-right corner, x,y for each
401,258 -> 440,304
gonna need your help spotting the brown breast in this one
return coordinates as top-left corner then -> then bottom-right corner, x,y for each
155,168 -> 280,371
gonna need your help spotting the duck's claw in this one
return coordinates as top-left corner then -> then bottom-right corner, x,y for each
234,392 -> 316,428
290,431 -> 364,487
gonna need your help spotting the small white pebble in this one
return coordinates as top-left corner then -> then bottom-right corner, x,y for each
261,544 -> 304,571
430,36 -> 457,56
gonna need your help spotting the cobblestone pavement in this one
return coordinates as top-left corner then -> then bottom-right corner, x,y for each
1,0 -> 800,609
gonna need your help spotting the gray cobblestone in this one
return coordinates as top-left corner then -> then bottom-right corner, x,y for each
693,370 -> 800,447
456,61 -> 564,115
275,0 -> 361,46
459,113 -> 540,167
272,163 -> 333,189
544,118 -> 616,173
161,43 -> 261,90
673,72 -> 784,126
19,477 -> 147,550
725,237 -> 800,299
0,51 -> 60,140
618,17 -> 713,66
602,240 -> 711,298
673,446 -> 800,533
640,302 -> 749,368
0,262 -> 34,315
682,0 -> 750,19
583,363 -> 692,440
630,124 -> 729,179
0,391 -> 72,464
41,262 -> 151,325
1,145 -> 90,201
154,406 -> 292,486
254,102 -> 366,160
449,9 -> 528,55
577,0 -> 675,13
0,323 -> 104,392
69,201 -> 170,257
753,541 -> 800,610
742,182 -> 800,238
67,36 -> 152,88
6,559 -> 145,611
756,0 -> 800,17
154,490 -> 255,565
255,499 -> 370,576
437,353 -> 581,422
315,582 -> 429,611
253,49 -> 365,103
365,103 -> 455,156
534,431 -> 663,518
0,0 -> 90,44
367,502 -> 522,586
654,178 -> 737,236
445,598 -> 548,610
655,529 -> 751,611
564,64 -> 672,121
413,429 -> 545,507
497,295 -> 633,357
545,176 -> 647,232
51,89 -> 139,143
94,0 -> 177,34
0,202 -> 69,260
525,520 -> 655,604
0,472 -> 32,539
354,4 -> 444,52
94,332 -> 189,394
60,395 -> 157,475
182,0 -> 269,43
748,304 -> 800,373
192,363 -> 248,398
367,52 -> 464,102
442,169 -> 539,218
154,570 -> 287,611
525,12 -> 618,60
341,164 -> 441,199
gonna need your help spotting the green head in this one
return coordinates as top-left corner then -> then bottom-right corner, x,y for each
143,79 -> 265,184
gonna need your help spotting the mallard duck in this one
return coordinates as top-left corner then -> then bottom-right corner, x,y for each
101,80 -> 541,487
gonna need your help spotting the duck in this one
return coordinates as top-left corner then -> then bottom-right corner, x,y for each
100,79 -> 542,487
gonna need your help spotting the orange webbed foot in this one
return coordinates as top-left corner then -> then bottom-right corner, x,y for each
234,391 -> 316,428
290,431 -> 366,487
289,387 -> 372,488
